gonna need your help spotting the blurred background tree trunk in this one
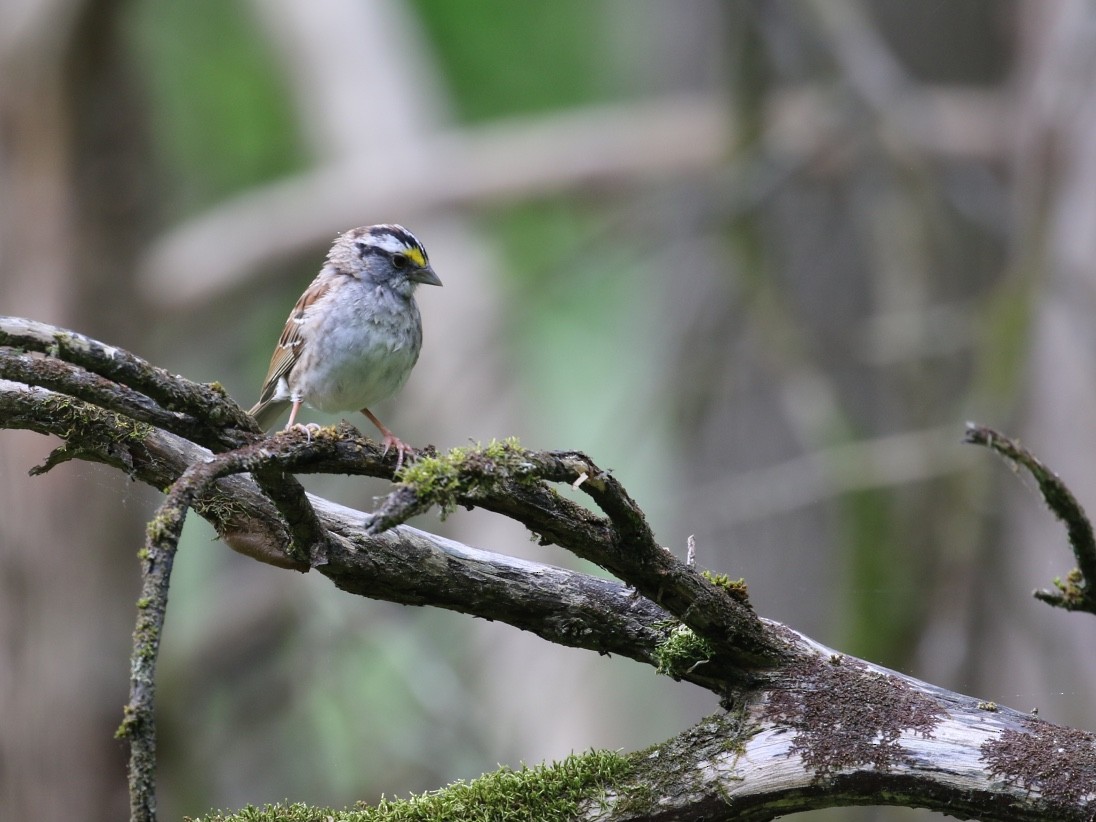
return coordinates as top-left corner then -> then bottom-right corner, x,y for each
996,0 -> 1096,732
0,0 -> 156,818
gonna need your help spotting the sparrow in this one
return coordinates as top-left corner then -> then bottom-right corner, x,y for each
249,224 -> 441,467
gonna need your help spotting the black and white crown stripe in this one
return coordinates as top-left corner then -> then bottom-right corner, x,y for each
350,224 -> 429,265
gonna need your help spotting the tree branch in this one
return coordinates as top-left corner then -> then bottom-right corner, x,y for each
965,423 -> 1096,614
368,443 -> 783,680
0,316 -> 254,448
2,318 -> 1093,821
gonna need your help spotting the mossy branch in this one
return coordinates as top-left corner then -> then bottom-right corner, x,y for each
965,423 -> 1096,614
119,431 -> 368,822
4,319 -> 1096,821
0,374 -> 689,676
371,440 -> 784,678
0,315 -> 255,450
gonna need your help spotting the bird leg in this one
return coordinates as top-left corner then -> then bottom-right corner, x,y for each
362,407 -> 412,470
285,399 -> 302,429
283,400 -> 321,441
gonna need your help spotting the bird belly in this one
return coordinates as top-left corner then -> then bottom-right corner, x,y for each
296,330 -> 420,413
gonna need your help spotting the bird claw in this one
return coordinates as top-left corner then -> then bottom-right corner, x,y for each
382,434 -> 414,472
289,422 -> 322,443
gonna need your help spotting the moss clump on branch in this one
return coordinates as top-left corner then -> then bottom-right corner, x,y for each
396,437 -> 530,517
1050,568 -> 1085,608
701,570 -> 750,605
188,749 -> 632,822
654,623 -> 714,677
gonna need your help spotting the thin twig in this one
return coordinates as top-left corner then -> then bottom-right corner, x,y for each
965,422 -> 1096,613
118,482 -> 186,822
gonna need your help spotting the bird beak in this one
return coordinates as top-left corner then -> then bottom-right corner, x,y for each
412,264 -> 442,287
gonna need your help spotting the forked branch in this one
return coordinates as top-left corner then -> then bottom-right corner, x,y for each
2,318 -> 1094,822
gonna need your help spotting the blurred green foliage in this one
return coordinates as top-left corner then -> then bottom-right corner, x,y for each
837,488 -> 922,667
125,0 -> 306,215
411,0 -> 612,121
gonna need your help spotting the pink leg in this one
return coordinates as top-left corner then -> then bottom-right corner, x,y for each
284,400 -> 302,430
362,407 -> 412,470
284,401 -> 321,441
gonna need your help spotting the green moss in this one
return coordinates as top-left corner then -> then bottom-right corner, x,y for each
119,417 -> 154,442
188,749 -> 631,822
654,623 -> 713,678
719,699 -> 760,759
145,511 -> 177,544
1051,567 -> 1085,607
134,621 -> 160,657
701,570 -> 750,605
609,781 -> 656,816
40,393 -> 153,444
396,437 -> 529,517
616,712 -> 756,816
115,704 -> 137,740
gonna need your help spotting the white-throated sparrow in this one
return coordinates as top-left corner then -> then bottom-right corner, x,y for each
249,224 -> 441,466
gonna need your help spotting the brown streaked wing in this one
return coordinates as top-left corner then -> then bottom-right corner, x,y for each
255,275 -> 333,404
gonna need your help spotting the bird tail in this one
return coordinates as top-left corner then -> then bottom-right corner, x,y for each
249,399 -> 289,431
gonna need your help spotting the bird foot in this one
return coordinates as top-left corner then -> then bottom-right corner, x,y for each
382,434 -> 414,472
288,422 -> 323,443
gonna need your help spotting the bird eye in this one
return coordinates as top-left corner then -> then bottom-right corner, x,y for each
391,253 -> 409,269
